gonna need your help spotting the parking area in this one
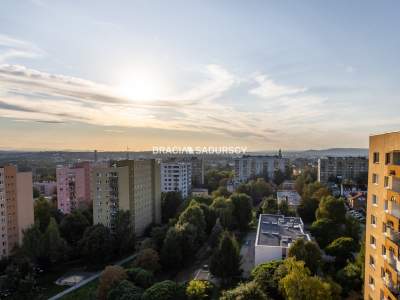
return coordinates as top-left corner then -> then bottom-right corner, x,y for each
240,231 -> 256,278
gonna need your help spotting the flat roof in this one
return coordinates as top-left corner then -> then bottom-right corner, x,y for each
256,214 -> 310,247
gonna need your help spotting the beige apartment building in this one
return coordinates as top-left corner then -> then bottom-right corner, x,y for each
0,165 -> 34,258
92,160 -> 161,236
365,132 -> 400,300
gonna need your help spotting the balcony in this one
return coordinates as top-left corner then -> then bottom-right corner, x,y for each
387,201 -> 400,219
383,276 -> 400,296
386,227 -> 400,244
388,176 -> 400,193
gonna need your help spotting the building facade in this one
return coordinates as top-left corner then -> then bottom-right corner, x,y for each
92,160 -> 161,236
0,165 -> 34,258
318,156 -> 368,184
364,132 -> 400,300
234,155 -> 288,186
255,214 -> 310,266
33,181 -> 57,197
161,162 -> 192,198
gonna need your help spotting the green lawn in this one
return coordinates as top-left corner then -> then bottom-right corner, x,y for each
60,279 -> 99,300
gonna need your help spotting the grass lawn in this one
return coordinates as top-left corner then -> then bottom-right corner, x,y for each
60,279 -> 99,300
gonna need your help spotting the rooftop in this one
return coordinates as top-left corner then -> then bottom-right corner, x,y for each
256,214 -> 310,247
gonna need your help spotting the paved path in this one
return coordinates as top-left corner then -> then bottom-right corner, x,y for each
48,254 -> 136,300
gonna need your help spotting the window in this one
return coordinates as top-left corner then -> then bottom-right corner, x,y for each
370,235 -> 376,247
369,275 -> 375,288
382,245 -> 386,256
372,194 -> 378,205
371,215 -> 377,226
384,176 -> 389,188
369,255 -> 375,268
372,173 -> 379,184
386,153 -> 391,165
373,152 -> 380,163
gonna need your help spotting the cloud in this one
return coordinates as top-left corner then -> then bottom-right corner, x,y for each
0,34 -> 44,63
249,74 -> 307,99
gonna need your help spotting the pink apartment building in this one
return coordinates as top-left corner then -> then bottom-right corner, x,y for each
56,162 -> 92,214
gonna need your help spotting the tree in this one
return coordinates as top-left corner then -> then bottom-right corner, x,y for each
278,200 -> 295,217
177,202 -> 206,242
208,218 -> 223,248
310,218 -> 340,248
237,178 -> 272,203
34,197 -> 52,232
161,227 -> 183,269
212,186 -> 231,198
107,280 -> 143,300
251,260 -> 283,299
325,237 -> 357,266
59,210 -> 89,248
43,217 -> 68,263
210,231 -> 242,284
78,224 -> 114,264
186,280 -> 212,300
273,169 -> 286,186
315,196 -> 346,224
113,210 -> 136,255
126,267 -> 154,288
230,193 -> 252,231
198,203 -> 217,234
335,262 -> 362,296
33,187 -> 40,198
279,258 -> 341,300
210,197 -> 234,229
142,280 -> 180,300
161,191 -> 182,223
134,248 -> 161,272
344,216 -> 361,245
220,281 -> 268,300
288,239 -> 321,274
21,224 -> 45,264
97,265 -> 127,300
204,170 -> 232,192
297,197 -> 319,223
150,225 -> 168,251
261,197 -> 278,214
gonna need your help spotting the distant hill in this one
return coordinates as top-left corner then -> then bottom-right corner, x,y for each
286,148 -> 368,158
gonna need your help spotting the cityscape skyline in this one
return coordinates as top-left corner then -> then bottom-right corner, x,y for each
1,0 -> 400,151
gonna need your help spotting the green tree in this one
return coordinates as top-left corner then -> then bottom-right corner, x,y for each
335,262 -> 362,296
78,224 -> 114,264
325,237 -> 357,266
220,281 -> 268,300
43,217 -> 68,263
211,186 -> 231,198
278,200 -> 295,217
237,178 -> 273,203
186,280 -> 212,300
134,248 -> 160,272
310,218 -> 340,248
126,267 -> 154,288
107,280 -> 143,300
113,210 -> 136,255
161,191 -> 182,223
161,227 -> 183,269
279,258 -> 340,300
261,197 -> 278,214
288,239 -> 321,274
273,169 -> 286,186
230,193 -> 252,231
177,202 -> 206,242
297,197 -> 319,223
210,231 -> 242,284
198,203 -> 217,234
21,224 -> 45,264
59,210 -> 89,248
150,225 -> 168,251
204,170 -> 232,192
142,280 -> 180,300
208,218 -> 223,248
315,196 -> 346,224
34,197 -> 52,232
251,260 -> 283,299
97,265 -> 127,300
210,197 -> 234,229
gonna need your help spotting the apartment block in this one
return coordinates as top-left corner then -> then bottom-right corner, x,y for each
92,160 -> 161,236
0,165 -> 34,258
33,181 -> 57,197
234,155 -> 289,185
318,156 -> 368,184
365,132 -> 400,300
161,162 -> 192,198
56,162 -> 92,214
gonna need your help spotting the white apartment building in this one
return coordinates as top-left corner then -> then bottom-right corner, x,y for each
254,214 -> 310,266
161,162 -> 192,198
234,155 -> 288,185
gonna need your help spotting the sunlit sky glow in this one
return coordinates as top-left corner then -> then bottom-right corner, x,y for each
0,0 -> 400,151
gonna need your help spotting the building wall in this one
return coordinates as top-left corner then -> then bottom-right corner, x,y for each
364,132 -> 400,300
4,166 -> 18,256
318,156 -> 368,184
161,162 -> 192,198
0,167 -> 8,257
16,172 -> 34,244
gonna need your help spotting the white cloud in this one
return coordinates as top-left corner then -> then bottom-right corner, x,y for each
249,74 -> 307,99
0,34 -> 44,63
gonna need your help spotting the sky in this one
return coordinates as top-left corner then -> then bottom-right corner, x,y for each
0,0 -> 400,151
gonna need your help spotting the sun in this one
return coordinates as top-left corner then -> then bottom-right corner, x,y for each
115,69 -> 166,101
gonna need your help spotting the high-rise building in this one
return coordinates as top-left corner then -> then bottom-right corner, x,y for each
161,162 -> 192,198
188,157 -> 204,187
234,155 -> 288,186
0,165 -> 34,258
56,162 -> 92,214
317,156 -> 368,184
364,132 -> 400,300
92,160 -> 161,236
